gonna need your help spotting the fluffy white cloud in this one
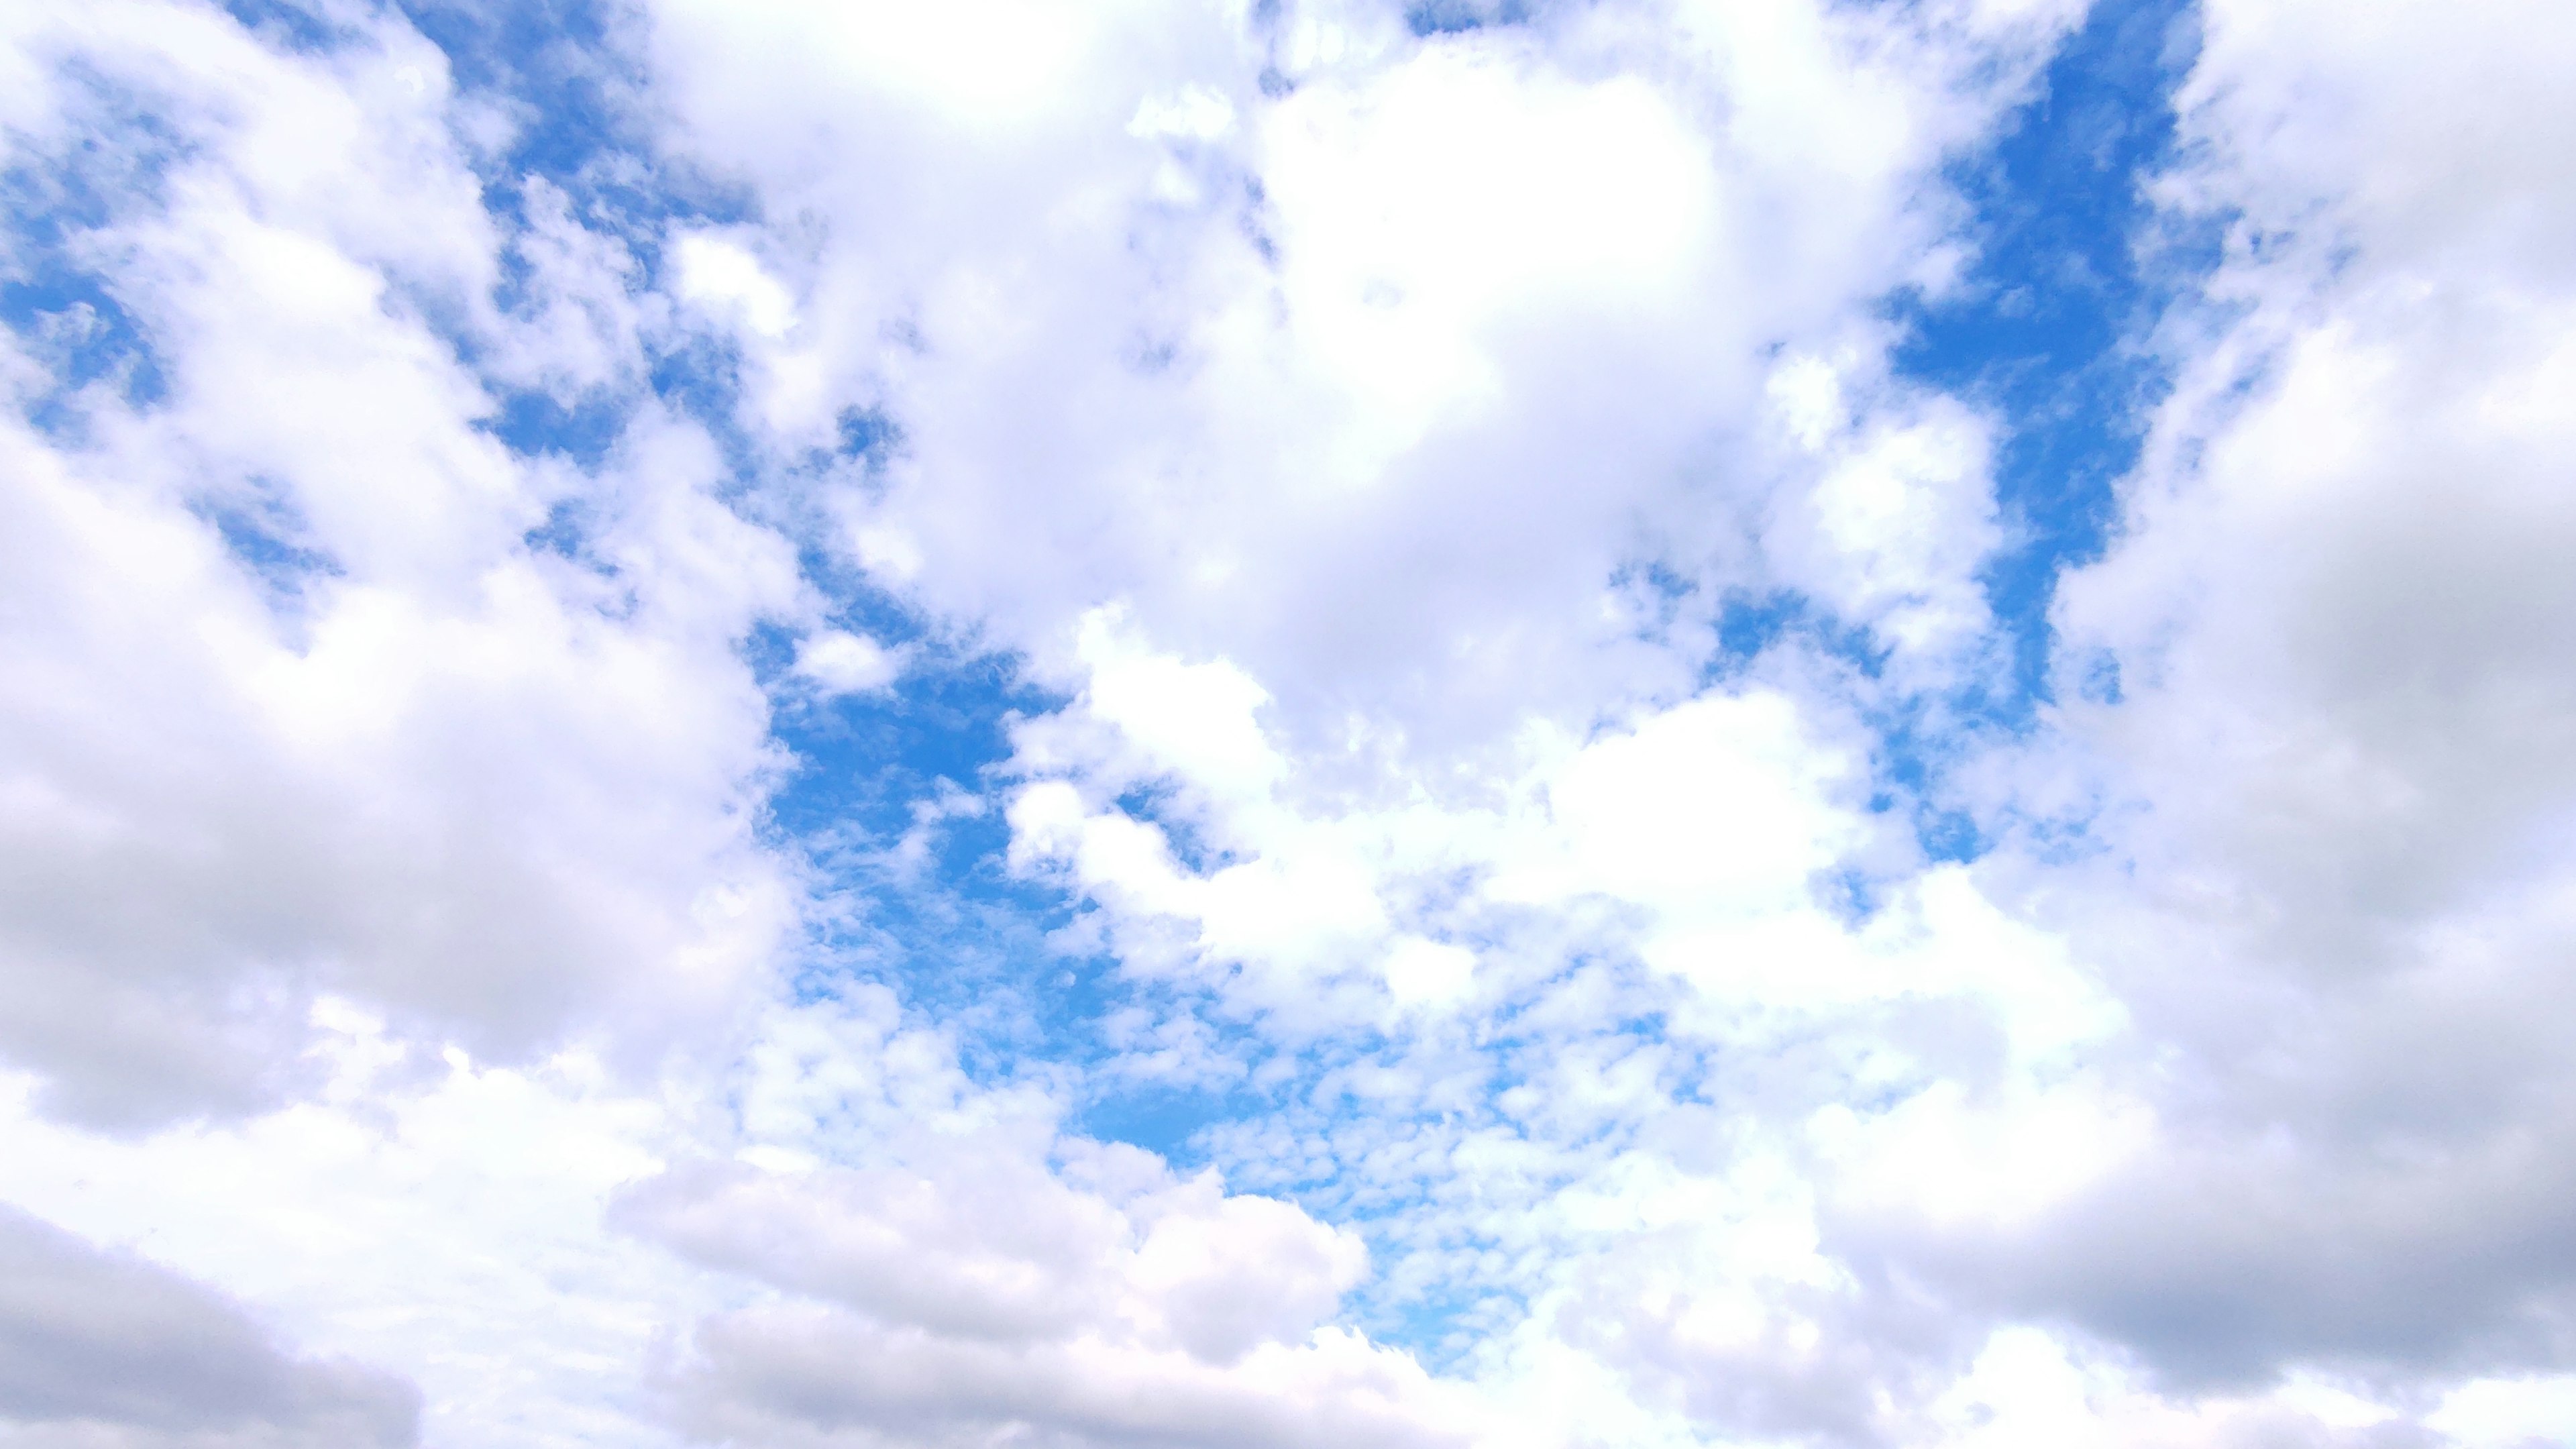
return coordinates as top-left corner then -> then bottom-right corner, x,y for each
635,1162 -> 1423,1448
794,629 -> 902,695
1907,0 -> 2576,1411
0,1 -> 805,1124
593,987 -> 1488,1449
619,1157 -> 1366,1362
643,0 -> 2065,767
10,0 -> 2575,1446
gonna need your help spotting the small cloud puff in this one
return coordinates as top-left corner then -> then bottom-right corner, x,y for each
672,232 -> 796,340
793,628 -> 901,695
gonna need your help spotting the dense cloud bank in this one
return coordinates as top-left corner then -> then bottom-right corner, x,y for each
3,0 -> 2573,1446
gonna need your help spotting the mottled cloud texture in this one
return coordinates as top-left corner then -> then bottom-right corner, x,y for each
3,1 -> 2573,1446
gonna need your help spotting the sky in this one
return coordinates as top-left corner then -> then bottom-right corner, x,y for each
3,0 -> 2575,1446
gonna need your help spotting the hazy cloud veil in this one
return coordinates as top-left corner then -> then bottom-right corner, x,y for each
1,0 -> 2571,1446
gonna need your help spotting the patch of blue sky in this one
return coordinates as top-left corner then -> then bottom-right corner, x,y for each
216,0 -> 756,474
1670,0 -> 2220,868
1110,782 -> 1247,877
1419,1298 -> 1536,1374
1330,1177 -> 1589,1365
752,622 -> 1245,1118
0,73 -> 353,601
1702,590 -> 1989,865
400,0 -> 760,288
317,0 -> 2220,1299
1708,589 -> 1886,678
211,0 -> 341,53
487,386 -> 633,470
1077,1073 -> 1271,1171
1404,0 -> 1528,36
1,74 -> 191,434
17,7 -> 653,474
1890,0 -> 2212,720
1876,710 -> 1988,861
759,629 -> 1051,890
395,0 -> 637,193
309,4 -> 1094,1092
1074,938 -> 1651,1173
720,420 -> 1311,1154
0,90 -> 186,256
191,482 -> 341,600
1,274 -> 166,438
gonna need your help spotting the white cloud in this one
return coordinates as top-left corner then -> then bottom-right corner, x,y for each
643,0 -> 2063,765
672,232 -> 796,341
0,2 -> 806,1126
1760,347 -> 2004,675
620,1157 -> 1368,1364
0,1011 -> 705,1449
595,991 -> 1492,1449
794,629 -> 900,695
21,0 -> 2575,1446
1130,84 -> 1237,143
1919,0 -> 2576,1401
1383,936 -> 1477,1007
2428,1375 -> 2576,1448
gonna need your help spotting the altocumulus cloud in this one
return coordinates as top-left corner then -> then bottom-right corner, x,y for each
1,0 -> 2572,1446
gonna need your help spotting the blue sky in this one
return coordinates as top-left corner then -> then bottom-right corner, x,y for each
747,0 -> 2202,1182
5,1 -> 2576,1447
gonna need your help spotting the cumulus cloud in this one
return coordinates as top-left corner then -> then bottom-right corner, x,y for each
0,1 -> 802,1125
7,0 -> 2574,1446
794,629 -> 902,695
619,1156 -> 1365,1360
600,989 -> 1479,1449
1894,0 -> 2576,1411
643,0 -> 2070,761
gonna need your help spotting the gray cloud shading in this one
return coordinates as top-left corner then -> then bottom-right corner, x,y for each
616,1151 -> 1472,1449
0,1205 -> 418,1448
